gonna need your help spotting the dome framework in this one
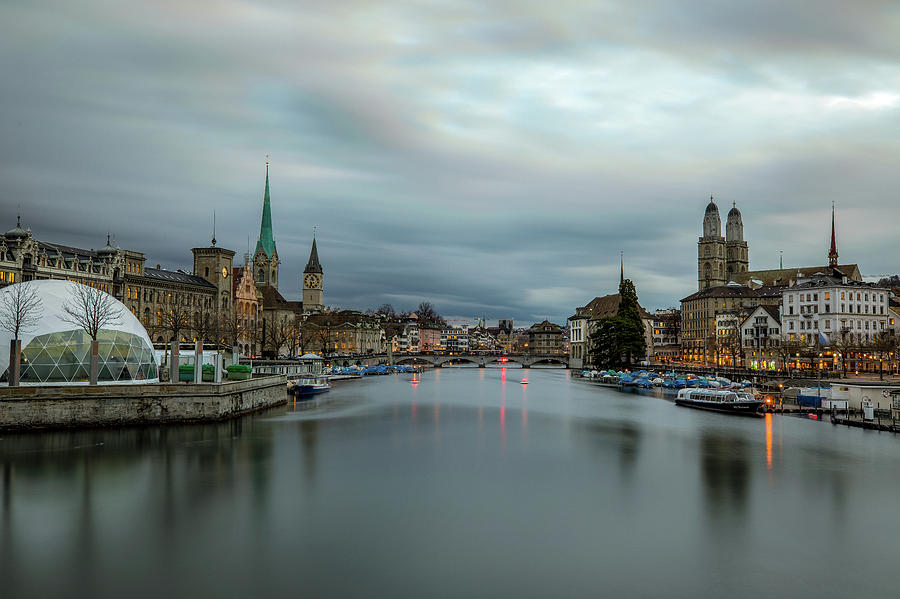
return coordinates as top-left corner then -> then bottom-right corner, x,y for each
0,280 -> 159,385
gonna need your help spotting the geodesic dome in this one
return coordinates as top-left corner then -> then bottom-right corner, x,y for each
0,280 -> 159,385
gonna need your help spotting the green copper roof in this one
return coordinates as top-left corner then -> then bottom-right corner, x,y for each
255,164 -> 276,258
304,237 -> 322,274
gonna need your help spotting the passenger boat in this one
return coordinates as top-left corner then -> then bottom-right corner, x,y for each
288,375 -> 331,398
674,388 -> 763,416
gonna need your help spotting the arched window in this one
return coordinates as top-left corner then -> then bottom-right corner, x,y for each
704,246 -> 710,257
704,262 -> 711,280
205,267 -> 209,277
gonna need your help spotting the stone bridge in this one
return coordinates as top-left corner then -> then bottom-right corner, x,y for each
391,353 -> 569,369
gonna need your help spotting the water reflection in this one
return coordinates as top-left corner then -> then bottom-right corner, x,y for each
700,431 -> 750,518
1,370 -> 899,598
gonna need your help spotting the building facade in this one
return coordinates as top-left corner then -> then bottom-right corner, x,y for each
651,308 -> 681,363
680,284 -> 781,364
740,305 -> 781,371
525,321 -> 563,357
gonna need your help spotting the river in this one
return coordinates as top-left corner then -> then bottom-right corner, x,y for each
1,367 -> 898,598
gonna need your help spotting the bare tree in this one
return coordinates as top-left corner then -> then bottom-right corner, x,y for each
871,331 -> 895,381
0,282 -> 44,386
0,281 -> 44,340
265,314 -> 297,357
153,308 -> 193,345
60,283 -> 123,341
60,283 -> 123,385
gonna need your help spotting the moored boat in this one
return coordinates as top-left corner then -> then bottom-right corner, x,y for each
674,388 -> 763,416
288,375 -> 331,399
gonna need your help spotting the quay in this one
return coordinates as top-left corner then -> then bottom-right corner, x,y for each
0,376 -> 287,432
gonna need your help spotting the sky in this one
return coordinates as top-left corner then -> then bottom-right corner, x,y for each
2,1 -> 899,326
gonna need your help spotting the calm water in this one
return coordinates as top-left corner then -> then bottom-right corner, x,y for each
1,368 -> 899,598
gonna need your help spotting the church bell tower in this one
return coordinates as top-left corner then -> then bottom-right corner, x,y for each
302,236 -> 324,313
252,160 -> 279,289
698,196 -> 727,290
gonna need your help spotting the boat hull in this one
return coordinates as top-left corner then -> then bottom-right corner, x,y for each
292,385 -> 330,399
674,398 -> 763,416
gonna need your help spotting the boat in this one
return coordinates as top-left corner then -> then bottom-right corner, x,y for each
288,375 -> 331,398
521,379 -> 529,385
674,388 -> 763,416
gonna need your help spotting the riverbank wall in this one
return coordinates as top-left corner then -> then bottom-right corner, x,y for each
0,376 -> 287,431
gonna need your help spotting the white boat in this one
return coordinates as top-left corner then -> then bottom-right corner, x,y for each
675,388 -> 763,415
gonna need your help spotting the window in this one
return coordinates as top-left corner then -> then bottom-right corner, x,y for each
825,292 -> 830,300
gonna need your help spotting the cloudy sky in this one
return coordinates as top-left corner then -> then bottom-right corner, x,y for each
2,1 -> 899,325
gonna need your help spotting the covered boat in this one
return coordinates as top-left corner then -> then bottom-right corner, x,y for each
675,388 -> 762,415
288,375 -> 331,398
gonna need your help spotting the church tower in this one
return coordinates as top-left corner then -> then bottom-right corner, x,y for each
252,161 -> 279,289
698,196 -> 726,290
725,201 -> 749,281
302,236 -> 324,313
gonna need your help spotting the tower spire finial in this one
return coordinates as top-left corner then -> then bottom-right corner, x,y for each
620,250 -> 624,286
828,201 -> 839,267
211,211 -> 217,246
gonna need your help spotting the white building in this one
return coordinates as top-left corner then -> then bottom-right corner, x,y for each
568,316 -> 587,368
440,327 -> 469,354
781,272 -> 890,348
740,305 -> 781,371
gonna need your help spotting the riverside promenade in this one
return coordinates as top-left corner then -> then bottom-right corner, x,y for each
0,376 -> 287,431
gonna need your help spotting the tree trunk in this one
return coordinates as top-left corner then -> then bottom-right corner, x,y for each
8,339 -> 20,387
89,340 -> 99,386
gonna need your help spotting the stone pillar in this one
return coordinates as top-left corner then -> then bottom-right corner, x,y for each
89,339 -> 100,385
232,345 -> 239,366
169,341 -> 179,383
8,339 -> 20,387
194,341 -> 203,384
215,353 -> 224,383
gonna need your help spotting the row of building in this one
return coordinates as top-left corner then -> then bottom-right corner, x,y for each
568,198 -> 900,373
0,163 -> 326,358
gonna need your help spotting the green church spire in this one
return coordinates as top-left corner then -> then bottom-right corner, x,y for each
255,161 -> 276,258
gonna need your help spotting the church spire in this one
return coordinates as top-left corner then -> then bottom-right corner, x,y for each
255,161 -> 276,258
828,201 -> 839,267
304,233 -> 322,274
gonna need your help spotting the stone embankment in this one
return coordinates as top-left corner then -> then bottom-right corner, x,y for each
0,376 -> 287,431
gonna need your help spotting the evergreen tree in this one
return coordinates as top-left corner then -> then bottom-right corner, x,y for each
588,279 -> 647,368
616,279 -> 646,365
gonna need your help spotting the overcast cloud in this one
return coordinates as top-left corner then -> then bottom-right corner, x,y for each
2,0 -> 899,324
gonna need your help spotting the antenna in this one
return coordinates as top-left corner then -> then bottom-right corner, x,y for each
211,211 -> 217,246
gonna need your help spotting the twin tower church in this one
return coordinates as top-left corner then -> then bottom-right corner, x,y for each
251,163 -> 324,312
697,196 -> 749,289
696,196 -> 858,291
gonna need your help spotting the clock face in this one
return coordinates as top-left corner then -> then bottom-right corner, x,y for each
222,266 -> 228,279
305,274 -> 319,288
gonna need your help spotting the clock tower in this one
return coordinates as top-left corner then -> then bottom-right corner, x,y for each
302,237 -> 324,313
193,240 -> 236,313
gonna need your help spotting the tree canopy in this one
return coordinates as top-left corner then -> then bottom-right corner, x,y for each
588,279 -> 646,367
